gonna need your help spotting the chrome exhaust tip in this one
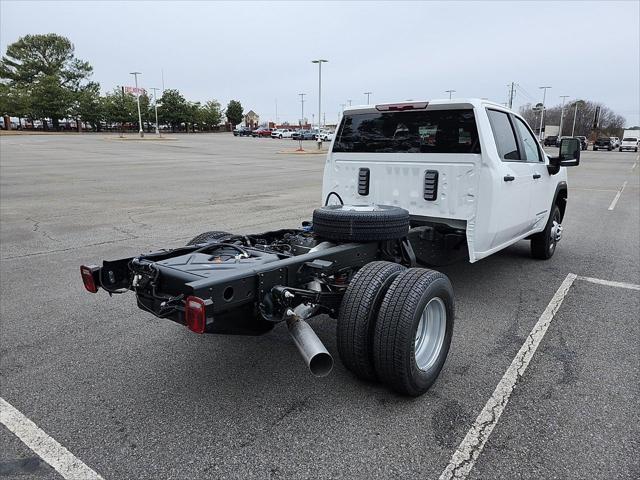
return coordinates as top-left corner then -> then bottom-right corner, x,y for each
286,314 -> 334,377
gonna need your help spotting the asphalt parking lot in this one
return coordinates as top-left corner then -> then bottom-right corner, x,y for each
1,133 -> 638,479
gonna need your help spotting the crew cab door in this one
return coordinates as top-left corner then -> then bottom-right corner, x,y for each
485,109 -> 537,248
511,115 -> 554,231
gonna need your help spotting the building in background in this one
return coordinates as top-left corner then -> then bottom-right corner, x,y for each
244,110 -> 259,129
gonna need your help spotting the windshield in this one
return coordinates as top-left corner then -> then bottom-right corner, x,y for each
333,109 -> 480,153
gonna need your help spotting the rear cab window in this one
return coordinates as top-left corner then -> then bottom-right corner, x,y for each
332,109 -> 480,153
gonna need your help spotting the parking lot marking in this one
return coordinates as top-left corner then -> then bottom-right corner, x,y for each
631,162 -> 637,172
438,273 -> 577,480
578,276 -> 640,291
0,397 -> 104,480
607,181 -> 628,211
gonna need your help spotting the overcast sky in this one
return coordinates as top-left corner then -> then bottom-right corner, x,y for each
2,0 -> 639,125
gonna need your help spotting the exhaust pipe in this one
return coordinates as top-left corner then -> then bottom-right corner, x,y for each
286,313 -> 333,377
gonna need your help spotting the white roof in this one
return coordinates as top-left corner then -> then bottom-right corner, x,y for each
343,98 -> 508,115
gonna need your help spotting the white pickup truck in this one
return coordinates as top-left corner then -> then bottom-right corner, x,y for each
323,98 -> 579,263
82,98 -> 580,397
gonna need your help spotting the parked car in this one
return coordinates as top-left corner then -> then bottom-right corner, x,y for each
292,129 -> 318,140
575,136 -> 588,150
544,135 -> 558,147
271,128 -> 294,139
233,126 -> 253,137
82,98 -> 579,397
556,136 -> 574,147
593,137 -> 613,151
610,137 -> 620,148
317,130 -> 334,141
619,137 -> 639,152
252,127 -> 273,137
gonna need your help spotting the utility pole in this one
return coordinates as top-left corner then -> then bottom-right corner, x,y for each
347,99 -> 352,106
364,91 -> 372,104
558,95 -> 569,137
445,89 -> 456,99
130,71 -> 144,137
275,98 -> 278,125
161,69 -> 165,92
150,87 -> 161,136
311,59 -> 328,150
538,86 -> 551,141
298,93 -> 306,128
508,82 -> 515,109
571,102 -> 580,137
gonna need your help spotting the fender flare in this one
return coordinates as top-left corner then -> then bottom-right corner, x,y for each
553,181 -> 568,220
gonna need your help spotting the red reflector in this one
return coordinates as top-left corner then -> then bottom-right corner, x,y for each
375,101 -> 429,111
80,265 -> 99,293
185,296 -> 207,334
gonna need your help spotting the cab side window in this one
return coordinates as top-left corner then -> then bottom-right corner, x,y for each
487,109 -> 519,161
513,117 -> 542,162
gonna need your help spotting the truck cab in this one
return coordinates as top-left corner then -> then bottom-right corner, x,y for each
322,99 -> 577,263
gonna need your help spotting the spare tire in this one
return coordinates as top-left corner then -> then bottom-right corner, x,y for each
312,204 -> 410,242
186,230 -> 232,246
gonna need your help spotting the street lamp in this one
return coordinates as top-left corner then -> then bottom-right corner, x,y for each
130,71 -> 144,138
311,59 -> 328,149
364,91 -> 372,104
558,95 -> 569,137
150,87 -> 161,135
445,89 -> 455,99
538,86 -> 551,141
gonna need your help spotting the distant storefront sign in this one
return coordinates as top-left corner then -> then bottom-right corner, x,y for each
124,86 -> 146,96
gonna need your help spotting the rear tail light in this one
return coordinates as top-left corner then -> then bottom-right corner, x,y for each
185,296 -> 207,334
80,265 -> 99,293
375,102 -> 429,112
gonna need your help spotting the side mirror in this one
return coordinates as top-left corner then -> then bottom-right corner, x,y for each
549,138 -> 580,173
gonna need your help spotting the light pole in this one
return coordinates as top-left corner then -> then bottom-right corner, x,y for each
130,71 -> 144,138
297,93 -> 306,151
312,59 -> 328,150
347,99 -> 352,106
445,89 -> 455,99
364,92 -> 372,104
150,87 -> 161,135
571,101 -> 581,137
538,86 -> 551,141
298,93 -> 306,128
558,95 -> 569,137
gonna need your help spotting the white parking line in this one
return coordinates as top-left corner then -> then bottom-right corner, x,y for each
608,181 -> 628,211
439,272 -> 639,479
578,275 -> 640,291
439,273 -> 577,480
631,162 -> 637,172
0,397 -> 104,480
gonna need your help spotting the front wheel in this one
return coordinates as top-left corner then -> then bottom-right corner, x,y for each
373,268 -> 454,396
530,205 -> 562,260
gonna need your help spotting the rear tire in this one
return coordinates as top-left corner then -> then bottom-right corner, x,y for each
337,261 -> 406,381
373,268 -> 454,396
530,205 -> 561,259
186,231 -> 232,246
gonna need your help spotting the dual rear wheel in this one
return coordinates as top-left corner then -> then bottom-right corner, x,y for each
337,261 -> 454,396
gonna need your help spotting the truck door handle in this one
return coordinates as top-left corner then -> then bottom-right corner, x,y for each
533,173 -> 541,179
503,175 -> 515,182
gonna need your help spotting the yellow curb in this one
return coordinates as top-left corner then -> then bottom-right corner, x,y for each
277,149 -> 328,155
0,130 -> 80,136
103,135 -> 178,141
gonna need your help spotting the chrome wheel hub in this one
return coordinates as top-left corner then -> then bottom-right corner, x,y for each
414,297 -> 447,371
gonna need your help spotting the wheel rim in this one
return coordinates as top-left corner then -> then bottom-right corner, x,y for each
549,211 -> 562,254
414,297 -> 447,371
